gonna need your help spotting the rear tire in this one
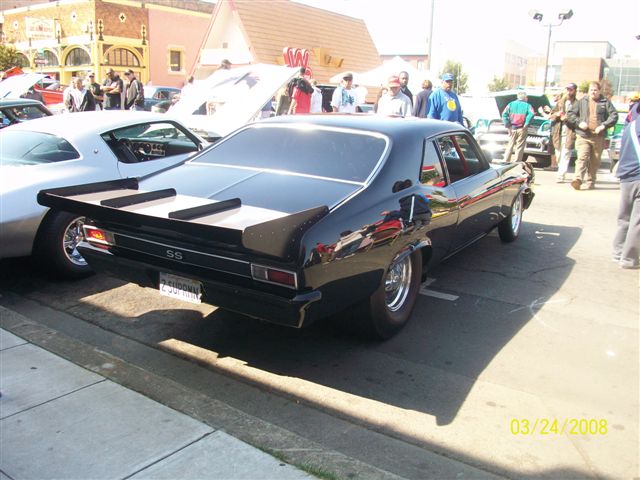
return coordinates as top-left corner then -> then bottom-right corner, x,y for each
351,249 -> 422,340
35,211 -> 93,279
498,191 -> 523,243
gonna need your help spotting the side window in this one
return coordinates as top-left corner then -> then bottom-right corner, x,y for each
456,134 -> 489,175
436,134 -> 489,183
420,140 -> 447,186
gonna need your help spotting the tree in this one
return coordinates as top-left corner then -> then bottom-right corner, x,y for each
579,80 -> 590,94
0,45 -> 23,72
488,76 -> 509,92
440,60 -> 468,95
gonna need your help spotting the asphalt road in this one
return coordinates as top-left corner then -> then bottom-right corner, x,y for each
1,168 -> 638,479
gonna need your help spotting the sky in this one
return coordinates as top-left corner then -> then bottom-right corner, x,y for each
294,0 -> 640,59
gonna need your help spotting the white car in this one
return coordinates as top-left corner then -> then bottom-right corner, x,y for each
0,111 -> 207,278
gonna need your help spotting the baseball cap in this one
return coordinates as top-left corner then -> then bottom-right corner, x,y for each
442,73 -> 454,81
342,72 -> 354,80
387,75 -> 401,87
125,69 -> 134,76
566,83 -> 577,90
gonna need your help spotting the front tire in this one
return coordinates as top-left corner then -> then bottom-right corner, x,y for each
351,249 -> 422,340
35,211 -> 93,279
498,191 -> 523,243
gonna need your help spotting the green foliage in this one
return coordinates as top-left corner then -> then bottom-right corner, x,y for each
440,60 -> 468,94
488,76 -> 510,92
579,80 -> 590,94
0,45 -> 23,72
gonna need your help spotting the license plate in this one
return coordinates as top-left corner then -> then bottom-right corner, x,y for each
159,272 -> 202,304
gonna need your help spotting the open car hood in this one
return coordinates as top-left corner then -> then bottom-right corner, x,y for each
0,73 -> 47,99
169,64 -> 298,139
491,90 -> 551,116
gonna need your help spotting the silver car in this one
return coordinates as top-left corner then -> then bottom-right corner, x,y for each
0,111 -> 206,278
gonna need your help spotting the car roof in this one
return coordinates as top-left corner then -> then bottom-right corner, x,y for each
4,111 -> 185,138
255,114 -> 466,138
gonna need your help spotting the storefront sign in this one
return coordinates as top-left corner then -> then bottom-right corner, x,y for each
282,47 -> 312,77
26,17 -> 55,40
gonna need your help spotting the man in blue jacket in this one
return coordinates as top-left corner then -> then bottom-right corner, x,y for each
612,103 -> 640,269
427,73 -> 463,125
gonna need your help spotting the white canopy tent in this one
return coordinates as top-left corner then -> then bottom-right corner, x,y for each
330,56 -> 432,93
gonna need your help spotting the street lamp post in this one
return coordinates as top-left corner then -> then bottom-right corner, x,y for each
530,9 -> 574,94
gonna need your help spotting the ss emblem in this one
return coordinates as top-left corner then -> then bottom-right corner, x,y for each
166,249 -> 183,260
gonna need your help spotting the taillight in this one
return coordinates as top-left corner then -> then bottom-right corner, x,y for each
251,264 -> 297,289
83,225 -> 115,249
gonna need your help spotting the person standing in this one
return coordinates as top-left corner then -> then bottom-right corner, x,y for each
102,68 -> 124,110
63,78 -> 76,113
71,77 -> 96,111
398,71 -> 413,107
427,73 -> 463,125
412,79 -> 433,118
331,72 -> 357,113
553,83 -> 578,183
502,90 -> 535,163
288,67 -> 313,114
124,69 -> 144,111
87,72 -> 103,110
376,76 -> 412,117
566,81 -> 618,190
612,102 -> 640,269
310,80 -> 323,113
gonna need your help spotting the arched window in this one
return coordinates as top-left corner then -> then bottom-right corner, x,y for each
16,53 -> 30,68
65,47 -> 91,66
104,47 -> 140,67
43,50 -> 60,67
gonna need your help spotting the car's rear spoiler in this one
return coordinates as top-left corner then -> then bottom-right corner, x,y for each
37,178 -> 328,260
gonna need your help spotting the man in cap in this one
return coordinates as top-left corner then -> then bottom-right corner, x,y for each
566,81 -> 618,190
501,90 -> 535,163
102,68 -> 123,110
124,69 -> 145,110
376,75 -> 413,117
87,72 -> 103,110
427,73 -> 463,125
331,72 -> 357,113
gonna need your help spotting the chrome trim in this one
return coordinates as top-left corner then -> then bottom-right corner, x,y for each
110,231 -> 250,265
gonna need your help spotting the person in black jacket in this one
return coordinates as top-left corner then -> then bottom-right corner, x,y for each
566,81 -> 618,190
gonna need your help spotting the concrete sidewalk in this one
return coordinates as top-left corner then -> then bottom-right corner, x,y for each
0,327 -> 312,480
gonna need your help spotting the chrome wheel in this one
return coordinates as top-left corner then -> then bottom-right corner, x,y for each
385,255 -> 412,312
62,217 -> 87,266
511,193 -> 523,235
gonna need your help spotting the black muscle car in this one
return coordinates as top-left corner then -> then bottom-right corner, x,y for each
38,115 -> 534,339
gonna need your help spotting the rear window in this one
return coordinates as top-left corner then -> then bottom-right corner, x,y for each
194,124 -> 387,182
0,130 -> 79,166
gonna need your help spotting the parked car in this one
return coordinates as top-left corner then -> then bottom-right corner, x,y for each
38,115 -> 534,339
0,98 -> 52,128
468,91 -> 552,167
143,86 -> 181,111
0,72 -> 64,106
1,111 -> 207,278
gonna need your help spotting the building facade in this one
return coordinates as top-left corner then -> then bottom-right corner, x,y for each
0,0 -> 212,87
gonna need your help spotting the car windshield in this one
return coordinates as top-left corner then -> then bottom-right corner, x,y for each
193,124 -> 387,182
0,130 -> 80,166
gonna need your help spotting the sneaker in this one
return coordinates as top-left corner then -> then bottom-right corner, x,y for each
612,254 -> 621,262
556,176 -> 565,183
587,182 -> 595,190
619,259 -> 639,269
571,179 -> 582,190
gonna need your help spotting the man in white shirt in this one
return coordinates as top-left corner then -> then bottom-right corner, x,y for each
331,72 -> 357,113
376,76 -> 413,117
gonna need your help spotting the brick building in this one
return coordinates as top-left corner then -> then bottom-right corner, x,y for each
0,0 -> 212,87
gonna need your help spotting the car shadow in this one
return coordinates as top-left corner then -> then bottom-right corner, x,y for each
0,221 -> 580,426
163,222 -> 577,421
